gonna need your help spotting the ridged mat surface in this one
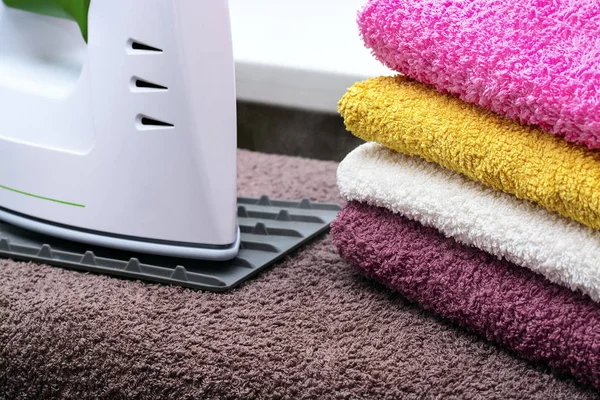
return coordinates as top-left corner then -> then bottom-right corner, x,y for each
0,196 -> 341,292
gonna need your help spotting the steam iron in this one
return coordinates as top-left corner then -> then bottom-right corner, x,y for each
0,0 -> 240,260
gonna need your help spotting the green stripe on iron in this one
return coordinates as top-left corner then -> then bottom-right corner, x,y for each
0,184 -> 85,208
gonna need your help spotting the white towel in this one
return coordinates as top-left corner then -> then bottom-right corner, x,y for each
338,143 -> 600,301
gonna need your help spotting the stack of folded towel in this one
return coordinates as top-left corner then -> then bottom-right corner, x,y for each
331,0 -> 600,388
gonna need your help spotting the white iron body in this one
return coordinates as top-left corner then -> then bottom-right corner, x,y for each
0,0 -> 240,259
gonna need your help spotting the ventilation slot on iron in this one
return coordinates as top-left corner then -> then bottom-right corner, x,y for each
141,117 -> 173,127
129,40 -> 163,53
137,115 -> 174,130
131,77 -> 168,92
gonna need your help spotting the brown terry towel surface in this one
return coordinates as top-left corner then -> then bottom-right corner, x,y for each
0,149 -> 596,399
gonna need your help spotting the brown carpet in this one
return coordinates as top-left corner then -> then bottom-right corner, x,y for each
0,149 -> 597,399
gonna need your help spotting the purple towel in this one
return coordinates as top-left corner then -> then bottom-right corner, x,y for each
358,0 -> 600,149
331,201 -> 600,388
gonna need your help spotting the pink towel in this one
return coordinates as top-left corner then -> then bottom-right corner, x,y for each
358,0 -> 600,149
331,201 -> 600,389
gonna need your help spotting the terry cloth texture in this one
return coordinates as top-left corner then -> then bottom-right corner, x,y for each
338,75 -> 600,231
331,201 -> 600,390
358,0 -> 600,149
337,143 -> 600,302
1,150 -> 598,399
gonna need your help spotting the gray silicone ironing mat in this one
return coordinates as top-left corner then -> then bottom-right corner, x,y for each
0,196 -> 342,292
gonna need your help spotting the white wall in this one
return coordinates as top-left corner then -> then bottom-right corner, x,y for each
230,0 -> 392,114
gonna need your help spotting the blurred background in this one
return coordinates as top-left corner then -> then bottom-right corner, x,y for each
230,0 -> 391,161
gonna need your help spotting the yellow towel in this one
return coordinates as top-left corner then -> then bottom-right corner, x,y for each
339,75 -> 600,231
